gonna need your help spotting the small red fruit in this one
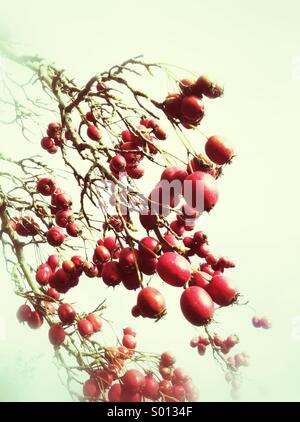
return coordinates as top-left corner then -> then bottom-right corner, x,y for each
180,286 -> 214,326
77,319 -> 94,337
205,135 -> 233,165
46,226 -> 65,247
48,324 -> 66,346
27,311 -> 43,329
102,261 -> 122,287
157,252 -> 191,287
87,125 -> 101,141
83,378 -> 101,401
58,303 -> 76,324
122,334 -> 136,349
17,304 -> 32,322
207,274 -> 238,306
160,352 -> 176,367
121,369 -> 145,393
37,177 -> 56,196
87,313 -> 103,332
136,287 -> 166,319
181,96 -> 204,121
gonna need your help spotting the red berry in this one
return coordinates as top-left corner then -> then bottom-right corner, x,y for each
48,324 -> 66,346
37,177 -> 56,196
122,334 -> 136,349
27,311 -> 43,329
77,319 -> 94,337
46,226 -> 65,247
157,252 -> 191,287
205,135 -> 233,165
87,125 -> 101,141
180,286 -> 214,326
17,304 -> 32,322
86,314 -> 103,332
58,303 -> 76,324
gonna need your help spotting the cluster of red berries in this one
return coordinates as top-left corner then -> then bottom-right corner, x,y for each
9,215 -> 39,237
83,347 -> 198,402
36,177 -> 82,246
252,316 -> 271,329
108,118 -> 167,181
40,122 -> 62,154
163,75 -> 223,128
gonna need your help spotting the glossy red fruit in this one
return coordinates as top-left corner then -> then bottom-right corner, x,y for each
58,303 -> 76,324
119,247 -> 140,273
197,343 -> 206,356
183,171 -> 219,212
252,316 -> 262,328
47,122 -> 61,137
127,162 -> 144,179
83,378 -> 101,401
36,263 -> 52,285
154,126 -> 167,140
37,177 -> 56,196
121,129 -> 134,142
120,389 -> 141,402
93,368 -> 114,390
179,78 -> 195,95
180,286 -> 214,326
172,368 -> 189,385
83,262 -> 99,278
103,236 -> 120,252
139,212 -> 158,231
55,209 -> 74,228
138,257 -> 157,275
131,305 -> 140,318
27,311 -> 44,329
121,369 -> 145,393
193,75 -> 223,99
87,314 -> 103,332
108,383 -> 121,402
46,226 -> 65,247
72,255 -> 86,268
190,337 -> 200,348
41,137 -> 55,150
48,324 -> 65,346
149,181 -> 181,216
159,379 -> 173,396
102,261 -> 122,287
205,135 -> 233,165
171,384 -> 186,401
121,270 -> 141,290
160,166 -> 188,185
110,154 -> 127,172
181,96 -> 204,121
47,287 -> 60,300
123,326 -> 136,337
54,192 -> 72,209
93,245 -> 111,264
17,304 -> 32,322
260,317 -> 272,329
160,352 -> 176,367
122,334 -> 136,349
77,319 -> 94,337
170,220 -> 185,236
138,237 -> 160,258
163,93 -> 183,119
85,111 -> 95,123
47,254 -> 60,271
137,287 -> 166,319
143,373 -> 160,400
120,141 -> 142,166
87,125 -> 101,141
162,232 -> 179,253
157,252 -> 191,287
195,242 -> 210,258
189,271 -> 211,288
66,221 -> 82,237
207,274 -> 238,306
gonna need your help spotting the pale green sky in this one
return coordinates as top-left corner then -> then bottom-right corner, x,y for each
1,0 -> 300,401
